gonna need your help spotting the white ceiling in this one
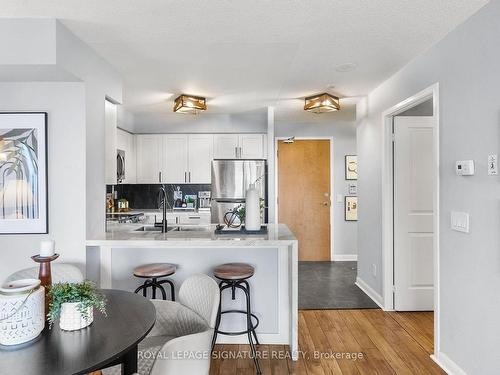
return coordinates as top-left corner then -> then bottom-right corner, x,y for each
0,0 -> 489,122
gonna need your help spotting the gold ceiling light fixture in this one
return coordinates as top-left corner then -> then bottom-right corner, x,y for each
173,94 -> 207,114
304,93 -> 340,113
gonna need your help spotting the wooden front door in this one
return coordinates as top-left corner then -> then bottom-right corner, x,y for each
278,140 -> 331,261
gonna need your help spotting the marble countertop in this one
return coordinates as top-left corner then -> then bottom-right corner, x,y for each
86,223 -> 297,247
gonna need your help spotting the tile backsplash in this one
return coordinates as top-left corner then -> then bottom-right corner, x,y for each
107,184 -> 211,209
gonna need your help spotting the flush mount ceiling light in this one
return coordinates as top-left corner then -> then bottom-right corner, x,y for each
173,94 -> 207,114
304,93 -> 340,113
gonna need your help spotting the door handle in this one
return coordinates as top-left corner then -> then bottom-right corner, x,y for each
188,171 -> 191,182
184,171 -> 187,183
235,147 -> 238,158
158,171 -> 162,183
239,147 -> 242,158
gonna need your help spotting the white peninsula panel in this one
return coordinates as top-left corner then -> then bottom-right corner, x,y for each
86,224 -> 298,359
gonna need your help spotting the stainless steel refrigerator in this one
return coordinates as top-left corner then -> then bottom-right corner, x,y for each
211,159 -> 267,224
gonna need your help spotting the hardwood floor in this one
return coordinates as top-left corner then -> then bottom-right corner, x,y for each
210,309 -> 444,375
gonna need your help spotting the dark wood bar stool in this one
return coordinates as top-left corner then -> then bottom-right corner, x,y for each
133,263 -> 176,301
211,262 -> 261,374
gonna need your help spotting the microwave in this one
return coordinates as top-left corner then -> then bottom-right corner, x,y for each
117,149 -> 125,183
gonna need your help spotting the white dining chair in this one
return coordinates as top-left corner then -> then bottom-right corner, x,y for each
5,264 -> 84,284
104,273 -> 220,375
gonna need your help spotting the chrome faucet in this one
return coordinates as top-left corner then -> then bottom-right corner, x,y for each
155,185 -> 168,233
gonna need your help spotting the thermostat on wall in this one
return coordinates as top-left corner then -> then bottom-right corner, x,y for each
456,160 -> 475,176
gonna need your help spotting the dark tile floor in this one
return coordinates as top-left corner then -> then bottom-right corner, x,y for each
298,261 -> 380,310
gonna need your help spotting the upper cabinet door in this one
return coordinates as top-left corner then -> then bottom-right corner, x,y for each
163,135 -> 189,183
188,134 -> 213,183
239,134 -> 266,159
213,134 -> 239,159
136,135 -> 162,183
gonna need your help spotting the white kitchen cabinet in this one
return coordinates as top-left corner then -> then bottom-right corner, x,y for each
239,134 -> 267,159
178,211 -> 211,225
213,133 -> 267,159
136,135 -> 162,183
134,133 -> 265,184
117,128 -> 136,184
188,134 -> 213,183
213,134 -> 239,159
163,135 -> 189,183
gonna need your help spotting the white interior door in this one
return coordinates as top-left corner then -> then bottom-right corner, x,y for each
394,116 -> 435,311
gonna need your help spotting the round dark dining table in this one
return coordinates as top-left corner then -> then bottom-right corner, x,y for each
0,289 -> 156,375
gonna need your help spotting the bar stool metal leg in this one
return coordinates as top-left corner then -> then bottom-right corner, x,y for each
211,281 -> 225,351
242,283 -> 261,374
242,280 -> 260,345
157,279 -> 176,301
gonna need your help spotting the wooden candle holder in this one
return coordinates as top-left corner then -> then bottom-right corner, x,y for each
31,253 -> 59,322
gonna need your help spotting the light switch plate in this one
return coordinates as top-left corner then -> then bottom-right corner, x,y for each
336,194 -> 343,203
488,154 -> 498,175
451,211 -> 469,233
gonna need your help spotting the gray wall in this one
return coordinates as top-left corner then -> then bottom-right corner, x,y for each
275,120 -> 357,257
0,83 -> 86,280
356,2 -> 500,373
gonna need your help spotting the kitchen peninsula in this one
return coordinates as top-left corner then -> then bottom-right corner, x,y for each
86,223 -> 298,359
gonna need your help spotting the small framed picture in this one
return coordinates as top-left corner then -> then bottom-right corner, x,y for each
348,183 -> 357,195
345,196 -> 358,221
345,155 -> 357,180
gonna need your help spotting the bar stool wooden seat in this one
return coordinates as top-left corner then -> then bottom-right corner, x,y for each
212,262 -> 261,374
133,263 -> 176,301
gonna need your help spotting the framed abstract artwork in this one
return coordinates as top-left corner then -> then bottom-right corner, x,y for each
345,155 -> 357,180
0,113 -> 48,234
345,196 -> 358,221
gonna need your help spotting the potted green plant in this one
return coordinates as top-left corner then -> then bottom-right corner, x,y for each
47,281 -> 106,331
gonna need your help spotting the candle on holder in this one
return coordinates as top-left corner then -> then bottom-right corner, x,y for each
40,240 -> 55,257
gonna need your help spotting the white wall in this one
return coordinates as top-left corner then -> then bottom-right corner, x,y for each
0,82 -> 86,280
356,2 -> 500,373
0,19 -> 123,279
131,111 -> 267,133
275,120 -> 357,257
55,22 -> 123,239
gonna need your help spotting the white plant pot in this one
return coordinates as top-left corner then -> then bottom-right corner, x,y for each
59,302 -> 93,331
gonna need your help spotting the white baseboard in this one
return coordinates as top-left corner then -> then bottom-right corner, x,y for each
355,277 -> 384,308
431,352 -> 468,375
332,254 -> 357,261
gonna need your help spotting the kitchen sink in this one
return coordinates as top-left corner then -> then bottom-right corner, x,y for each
134,225 -> 176,232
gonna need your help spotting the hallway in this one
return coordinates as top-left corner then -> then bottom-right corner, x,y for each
299,262 -> 379,309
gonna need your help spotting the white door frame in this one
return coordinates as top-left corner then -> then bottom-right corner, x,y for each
381,83 -> 440,354
274,137 -> 335,261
